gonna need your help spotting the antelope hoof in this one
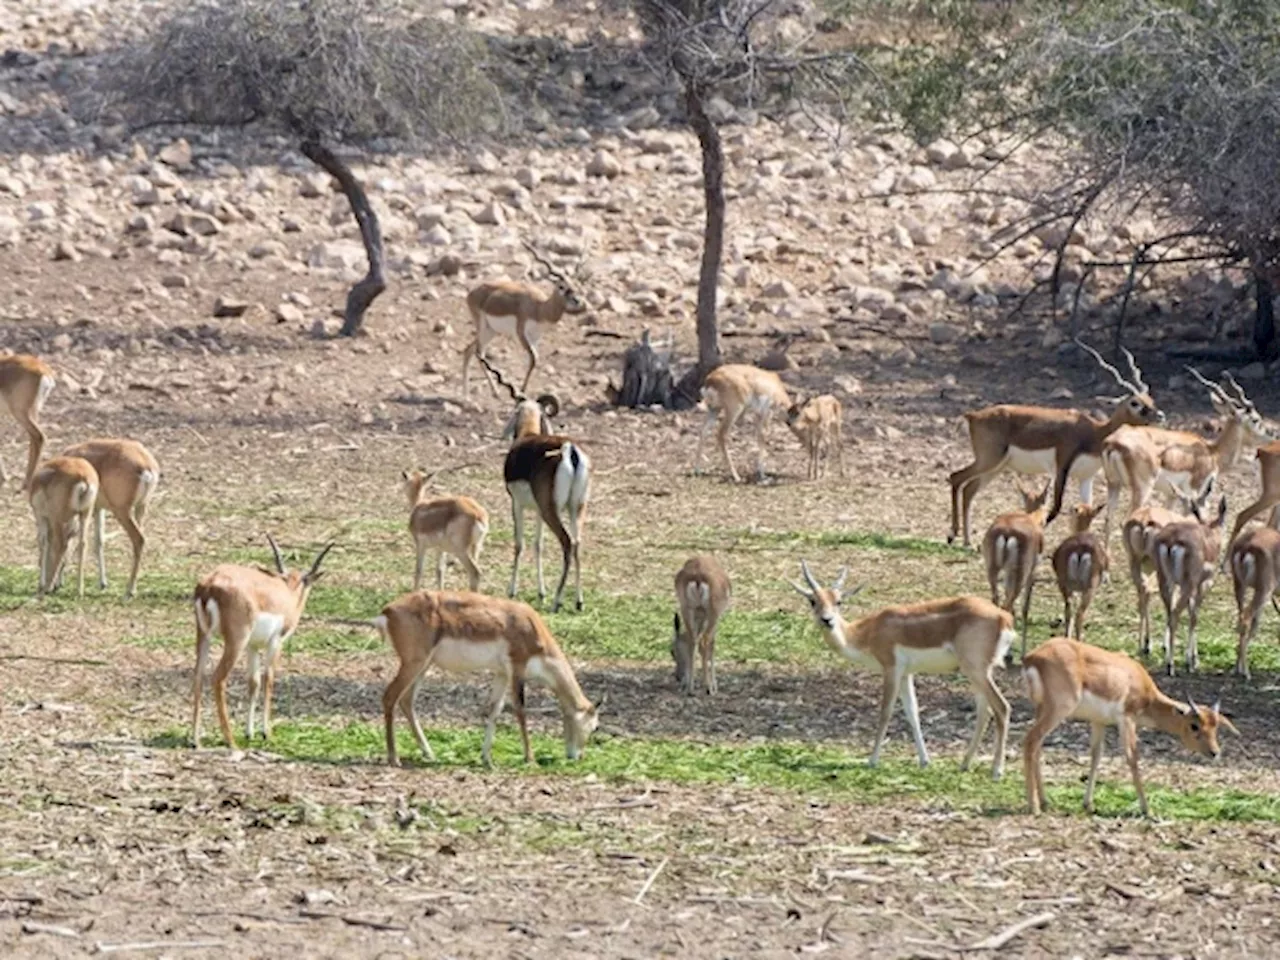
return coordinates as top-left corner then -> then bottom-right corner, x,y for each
1165,662 -> 1176,677
946,532 -> 956,545
574,598 -> 584,612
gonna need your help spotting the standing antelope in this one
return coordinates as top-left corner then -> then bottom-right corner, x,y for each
1122,502 -> 1195,658
1227,439 -> 1280,547
1051,503 -> 1108,640
1153,496 -> 1228,675
60,438 -> 160,598
401,469 -> 489,591
981,478 -> 1051,658
484,357 -> 590,612
1229,518 -> 1280,680
947,340 -> 1163,547
191,537 -> 333,748
1101,367 -> 1270,542
374,590 -> 603,767
671,555 -> 731,696
695,364 -> 792,483
461,242 -> 588,397
29,455 -> 99,598
1023,637 -> 1236,817
786,394 -> 845,480
0,352 -> 55,491
792,561 -> 1014,776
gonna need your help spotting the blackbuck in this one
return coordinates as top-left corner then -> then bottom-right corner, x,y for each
792,562 -> 1014,776
1022,637 -> 1236,817
1153,496 -> 1228,675
0,352 -> 55,490
483,357 -> 590,612
1051,503 -> 1108,640
785,393 -> 845,480
694,363 -> 792,483
461,242 -> 588,397
401,469 -> 489,591
60,438 -> 160,598
373,590 -> 603,767
1228,439 -> 1280,547
1101,367 -> 1270,542
191,537 -> 334,748
947,339 -> 1163,548
29,455 -> 99,598
671,555 -> 731,696
1122,503 -> 1190,658
981,478 -> 1050,658
1230,517 -> 1280,680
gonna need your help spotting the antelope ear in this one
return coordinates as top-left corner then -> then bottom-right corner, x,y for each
251,564 -> 278,577
843,583 -> 866,602
790,580 -> 814,598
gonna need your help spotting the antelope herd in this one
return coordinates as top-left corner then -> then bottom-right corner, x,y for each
4,290 -> 1275,817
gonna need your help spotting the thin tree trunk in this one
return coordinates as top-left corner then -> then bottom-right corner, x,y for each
1254,271 -> 1276,359
301,139 -> 386,337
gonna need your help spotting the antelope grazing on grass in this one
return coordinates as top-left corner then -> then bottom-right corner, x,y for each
671,555 -> 731,695
373,590 -> 603,767
695,364 -> 792,483
461,242 -> 588,397
1101,367 -> 1270,542
0,352 -> 55,490
60,438 -> 159,598
1228,440 -> 1280,547
792,561 -> 1014,776
1122,502 -> 1197,658
786,393 -> 845,480
1153,496 -> 1228,675
981,478 -> 1050,658
1023,637 -> 1236,817
1230,517 -> 1280,679
1051,503 -> 1108,640
401,469 -> 489,591
484,357 -> 590,612
947,339 -> 1163,547
191,537 -> 334,748
29,456 -> 99,598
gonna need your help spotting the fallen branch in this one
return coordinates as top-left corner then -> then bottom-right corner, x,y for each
94,940 -> 227,954
297,909 -> 407,932
22,921 -> 80,938
965,911 -> 1055,951
634,856 -> 670,905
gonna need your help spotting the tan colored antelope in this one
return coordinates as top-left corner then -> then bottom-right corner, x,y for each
1122,503 -> 1191,658
948,339 -> 1163,547
60,438 -> 160,598
29,456 -> 99,598
1101,367 -> 1270,542
695,364 -> 792,483
0,352 -> 55,491
981,478 -> 1050,658
792,561 -> 1014,776
373,590 -> 603,767
786,393 -> 845,480
1153,496 -> 1228,675
1022,637 -> 1236,817
484,357 -> 590,612
1051,503 -> 1108,640
1228,439 -> 1280,546
191,537 -> 333,748
401,469 -> 489,591
461,242 -> 588,397
671,555 -> 731,696
1230,519 -> 1280,680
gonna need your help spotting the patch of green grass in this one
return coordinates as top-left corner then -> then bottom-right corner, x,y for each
149,720 -> 1280,824
676,527 -> 960,557
0,564 -> 194,613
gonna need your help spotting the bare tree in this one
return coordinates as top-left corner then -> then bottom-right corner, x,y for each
95,0 -> 501,337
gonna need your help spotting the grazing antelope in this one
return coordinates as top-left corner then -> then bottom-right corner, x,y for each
373,590 -> 603,767
1051,503 -> 1108,640
0,352 -> 55,491
1153,495 -> 1228,675
1230,518 -> 1280,680
191,537 -> 333,748
1101,367 -> 1270,542
1023,637 -> 1236,817
461,242 -> 588,397
401,469 -> 489,591
671,555 -> 732,695
786,393 -> 845,480
484,357 -> 590,612
29,456 -> 99,598
60,438 -> 160,598
947,339 -> 1163,547
1228,439 -> 1280,547
695,364 -> 793,483
981,478 -> 1051,658
1122,502 -> 1195,658
792,561 -> 1014,776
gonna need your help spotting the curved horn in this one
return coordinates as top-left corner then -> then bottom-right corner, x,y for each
536,393 -> 561,418
1074,338 -> 1139,395
790,579 -> 814,597
478,354 -> 523,402
832,566 -> 849,594
1186,696 -> 1199,717
1184,366 -> 1232,407
522,240 -> 569,284
1220,370 -> 1256,411
265,534 -> 286,574
1119,345 -> 1149,394
305,541 -> 335,581
799,559 -> 821,593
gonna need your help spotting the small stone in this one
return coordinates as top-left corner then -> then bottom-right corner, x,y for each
298,173 -> 330,198
157,138 -> 193,170
125,213 -> 153,234
761,279 -> 797,299
894,166 -> 937,192
213,296 -> 250,318
928,322 -> 961,345
925,139 -> 959,167
50,333 -> 73,351
249,240 -> 287,259
515,166 -> 541,190
468,150 -> 500,174
160,273 -> 191,289
423,224 -> 452,246
472,200 -> 505,226
732,264 -> 752,287
586,150 -> 622,178
426,254 -> 463,277
129,177 -> 160,206
52,240 -> 80,262
275,303 -> 305,324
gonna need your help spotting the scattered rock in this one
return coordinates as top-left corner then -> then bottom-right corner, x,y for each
157,138 -> 193,170
761,279 -> 797,299
586,150 -> 622,178
307,240 -> 367,271
468,150 -> 500,174
928,322 -> 961,345
894,166 -> 937,192
275,302 -> 305,324
52,239 -> 80,262
472,200 -> 505,226
249,240 -> 287,259
213,296 -> 251,318
160,273 -> 191,289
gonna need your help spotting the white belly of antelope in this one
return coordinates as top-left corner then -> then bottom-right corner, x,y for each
1006,447 -> 1100,479
431,637 -> 511,675
1070,691 -> 1126,726
896,644 -> 959,676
